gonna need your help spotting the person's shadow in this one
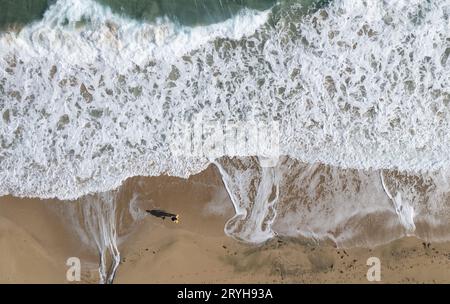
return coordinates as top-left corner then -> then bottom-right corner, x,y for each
146,209 -> 179,223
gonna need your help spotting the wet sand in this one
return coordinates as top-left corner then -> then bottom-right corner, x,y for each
0,196 -> 99,283
1,166 -> 450,283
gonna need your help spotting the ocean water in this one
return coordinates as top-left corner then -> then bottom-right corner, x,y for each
0,0 -> 50,28
0,0 -> 278,27
1,0 -> 450,279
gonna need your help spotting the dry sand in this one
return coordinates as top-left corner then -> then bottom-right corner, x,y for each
1,166 -> 450,283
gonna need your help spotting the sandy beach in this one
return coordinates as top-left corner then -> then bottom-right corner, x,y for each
1,166 -> 450,284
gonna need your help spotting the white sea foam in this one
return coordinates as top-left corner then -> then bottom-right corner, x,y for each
380,171 -> 416,233
218,157 -> 450,247
215,158 -> 280,243
0,0 -> 272,199
1,0 -> 450,245
0,0 -> 271,67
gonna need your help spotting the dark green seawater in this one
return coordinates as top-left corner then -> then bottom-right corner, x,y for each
0,0 -> 50,28
0,0 -> 276,28
98,0 -> 276,26
0,0 -> 330,29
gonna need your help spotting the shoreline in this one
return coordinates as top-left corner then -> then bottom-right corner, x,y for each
1,165 -> 450,283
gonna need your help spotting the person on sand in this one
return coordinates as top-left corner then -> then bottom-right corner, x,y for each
146,209 -> 179,223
